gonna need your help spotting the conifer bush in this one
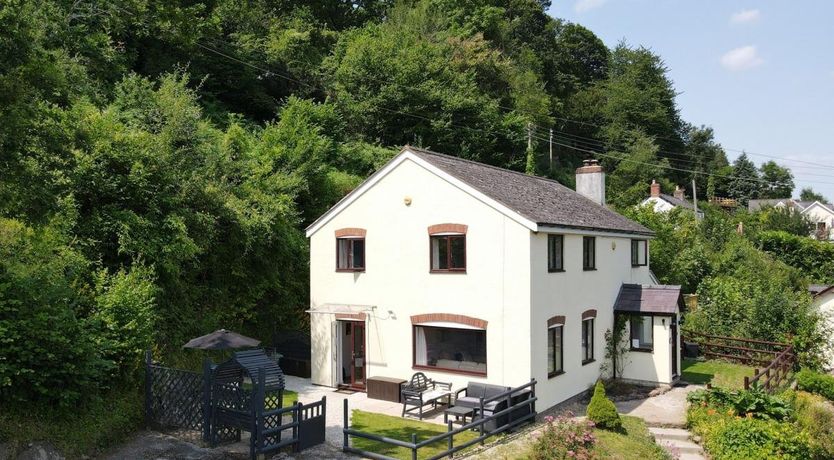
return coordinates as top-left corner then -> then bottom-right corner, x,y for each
586,380 -> 622,430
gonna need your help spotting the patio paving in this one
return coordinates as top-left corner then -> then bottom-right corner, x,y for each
284,375 -> 451,448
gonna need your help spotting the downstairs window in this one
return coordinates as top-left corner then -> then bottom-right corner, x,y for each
413,325 -> 486,375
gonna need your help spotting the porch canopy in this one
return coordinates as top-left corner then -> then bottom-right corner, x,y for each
305,303 -> 376,315
613,284 -> 683,315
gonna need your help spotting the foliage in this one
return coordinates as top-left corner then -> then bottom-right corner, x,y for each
687,392 -> 822,460
530,413 -> 596,460
601,315 -> 629,378
687,387 -> 791,421
785,390 -> 834,458
795,369 -> 834,402
587,380 -> 622,431
726,154 -> 760,205
758,161 -> 795,199
0,387 -> 143,458
754,208 -> 812,237
799,187 -> 827,203
756,230 -> 834,284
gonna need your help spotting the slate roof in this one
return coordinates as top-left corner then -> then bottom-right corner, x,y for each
747,199 -> 819,212
407,147 -> 654,236
613,284 -> 682,314
656,193 -> 697,211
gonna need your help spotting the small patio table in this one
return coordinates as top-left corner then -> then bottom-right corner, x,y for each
444,405 -> 475,424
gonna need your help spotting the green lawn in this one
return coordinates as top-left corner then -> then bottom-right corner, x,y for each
681,358 -> 756,389
350,410 -> 479,460
592,416 -> 671,460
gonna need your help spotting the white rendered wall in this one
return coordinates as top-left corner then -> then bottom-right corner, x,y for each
309,158 -> 532,392
812,293 -> 834,370
529,231 -> 655,409
618,314 -> 677,384
803,203 -> 834,240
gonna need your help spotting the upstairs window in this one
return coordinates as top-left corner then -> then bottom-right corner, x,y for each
337,238 -> 365,271
631,240 -> 648,266
548,234 -> 564,272
630,315 -> 654,352
583,236 -> 596,270
430,235 -> 466,272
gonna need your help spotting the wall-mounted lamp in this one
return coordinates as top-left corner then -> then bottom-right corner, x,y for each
661,318 -> 666,326
611,241 -> 616,250
404,196 -> 412,206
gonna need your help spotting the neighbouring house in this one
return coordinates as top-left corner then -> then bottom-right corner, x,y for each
748,198 -> 834,240
809,285 -> 834,371
306,146 -> 683,411
641,180 -> 703,219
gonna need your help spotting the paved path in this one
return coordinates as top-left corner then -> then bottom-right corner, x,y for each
614,384 -> 702,427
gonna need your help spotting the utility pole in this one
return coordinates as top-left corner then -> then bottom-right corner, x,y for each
692,178 -> 699,219
527,122 -> 533,151
549,128 -> 553,172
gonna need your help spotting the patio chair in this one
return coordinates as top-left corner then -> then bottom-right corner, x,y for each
400,372 -> 452,420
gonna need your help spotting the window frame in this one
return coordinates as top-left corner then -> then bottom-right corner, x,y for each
336,237 -> 366,272
629,314 -> 654,352
581,318 -> 595,364
547,234 -> 565,272
583,236 -> 596,271
411,324 -> 487,376
429,234 -> 467,273
547,324 -> 565,378
631,239 -> 648,267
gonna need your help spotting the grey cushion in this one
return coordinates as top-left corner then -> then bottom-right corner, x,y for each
455,396 -> 481,409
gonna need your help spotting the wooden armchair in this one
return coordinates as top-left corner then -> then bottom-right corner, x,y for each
400,372 -> 452,420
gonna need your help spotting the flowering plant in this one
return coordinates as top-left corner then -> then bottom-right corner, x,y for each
530,412 -> 597,460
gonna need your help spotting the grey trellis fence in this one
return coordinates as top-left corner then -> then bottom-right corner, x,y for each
144,350 -> 326,458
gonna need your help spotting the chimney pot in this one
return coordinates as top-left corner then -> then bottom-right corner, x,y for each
674,185 -> 685,201
650,180 -> 661,198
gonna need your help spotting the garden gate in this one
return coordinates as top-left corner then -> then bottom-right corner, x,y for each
144,350 -> 326,458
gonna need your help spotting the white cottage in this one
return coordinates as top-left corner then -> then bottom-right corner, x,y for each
306,146 -> 682,410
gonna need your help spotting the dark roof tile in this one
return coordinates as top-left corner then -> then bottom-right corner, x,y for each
613,284 -> 682,314
408,147 -> 653,236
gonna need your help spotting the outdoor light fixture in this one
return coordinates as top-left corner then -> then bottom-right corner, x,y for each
404,196 -> 412,206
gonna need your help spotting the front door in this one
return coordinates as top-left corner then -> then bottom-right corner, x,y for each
345,321 -> 366,390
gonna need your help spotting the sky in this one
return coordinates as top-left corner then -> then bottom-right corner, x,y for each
548,0 -> 834,199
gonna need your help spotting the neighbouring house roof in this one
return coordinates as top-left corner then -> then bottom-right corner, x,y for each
747,198 -> 821,212
650,193 -> 698,211
613,284 -> 682,315
306,146 -> 654,237
407,147 -> 653,236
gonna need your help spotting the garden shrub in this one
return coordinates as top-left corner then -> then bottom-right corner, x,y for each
530,412 -> 596,460
686,387 -> 791,420
787,390 -> 834,458
587,380 -> 621,430
796,369 -> 834,401
704,416 -> 817,460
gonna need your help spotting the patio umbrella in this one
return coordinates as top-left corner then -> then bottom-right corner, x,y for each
183,329 -> 261,350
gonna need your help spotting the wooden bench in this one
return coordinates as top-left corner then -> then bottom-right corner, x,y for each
400,372 -> 452,420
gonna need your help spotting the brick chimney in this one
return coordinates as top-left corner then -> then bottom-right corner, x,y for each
650,180 -> 661,198
576,159 -> 605,206
674,185 -> 685,201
